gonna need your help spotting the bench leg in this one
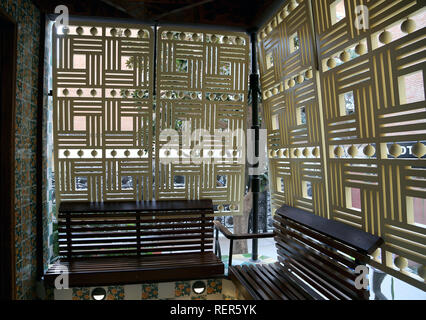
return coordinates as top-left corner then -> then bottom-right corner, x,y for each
215,228 -> 222,259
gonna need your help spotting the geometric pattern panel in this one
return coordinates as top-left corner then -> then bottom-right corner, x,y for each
257,0 -> 328,218
313,0 -> 426,290
156,27 -> 249,216
52,21 -> 154,203
259,0 -> 426,290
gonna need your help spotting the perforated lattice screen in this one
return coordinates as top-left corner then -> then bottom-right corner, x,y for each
155,28 -> 249,215
52,21 -> 249,216
53,22 -> 154,202
258,0 -> 426,290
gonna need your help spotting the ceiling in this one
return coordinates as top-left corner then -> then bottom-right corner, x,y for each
33,0 -> 283,31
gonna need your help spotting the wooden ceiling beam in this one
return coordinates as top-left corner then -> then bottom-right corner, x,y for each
32,0 -> 282,30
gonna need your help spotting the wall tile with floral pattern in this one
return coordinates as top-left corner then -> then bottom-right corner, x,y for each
175,281 -> 191,297
72,287 -> 90,300
106,286 -> 125,300
141,283 -> 159,300
206,279 -> 222,295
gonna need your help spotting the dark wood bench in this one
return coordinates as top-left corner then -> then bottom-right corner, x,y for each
44,199 -> 224,287
223,205 -> 384,300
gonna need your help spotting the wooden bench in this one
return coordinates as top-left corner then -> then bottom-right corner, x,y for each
224,205 -> 384,300
44,199 -> 224,287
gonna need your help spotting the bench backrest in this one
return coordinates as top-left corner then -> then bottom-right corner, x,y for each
58,200 -> 214,260
273,205 -> 383,300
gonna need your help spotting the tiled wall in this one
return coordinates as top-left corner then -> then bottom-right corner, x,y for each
53,279 -> 242,300
0,0 -> 41,299
42,19 -> 55,275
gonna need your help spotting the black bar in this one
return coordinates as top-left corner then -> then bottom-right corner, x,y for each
214,227 -> 219,256
250,31 -> 260,261
201,212 -> 205,252
66,213 -> 72,261
0,6 -> 18,300
136,214 -> 141,256
229,239 -> 234,268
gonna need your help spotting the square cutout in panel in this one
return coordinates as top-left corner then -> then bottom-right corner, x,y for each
266,52 -> 274,69
121,56 -> 132,70
74,116 -> 86,131
272,114 -> 280,130
175,119 -> 184,132
73,54 -> 86,69
302,180 -> 312,199
217,175 -> 227,187
176,59 -> 188,73
121,117 -> 133,131
217,119 -> 229,131
346,187 -> 361,211
121,176 -> 133,190
297,106 -> 307,125
407,196 -> 425,228
174,175 -> 185,189
398,71 -> 425,105
330,0 -> 346,25
277,177 -> 285,192
339,91 -> 355,116
220,62 -> 231,75
289,32 -> 300,53
75,176 -> 88,191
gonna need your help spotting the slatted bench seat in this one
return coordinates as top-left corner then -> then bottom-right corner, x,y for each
227,205 -> 384,300
44,200 -> 224,287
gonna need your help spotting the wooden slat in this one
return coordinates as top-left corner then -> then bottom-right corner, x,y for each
139,244 -> 213,253
230,266 -> 265,299
266,263 -> 322,300
274,227 -> 358,281
44,252 -> 224,287
58,232 -> 138,239
59,226 -> 138,232
139,228 -> 213,236
228,266 -> 259,300
273,221 -> 357,269
276,205 -> 383,254
274,214 -> 368,262
248,265 -> 289,300
59,237 -> 137,244
276,249 -> 350,300
59,199 -> 214,213
59,249 -> 139,256
275,237 -> 364,300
